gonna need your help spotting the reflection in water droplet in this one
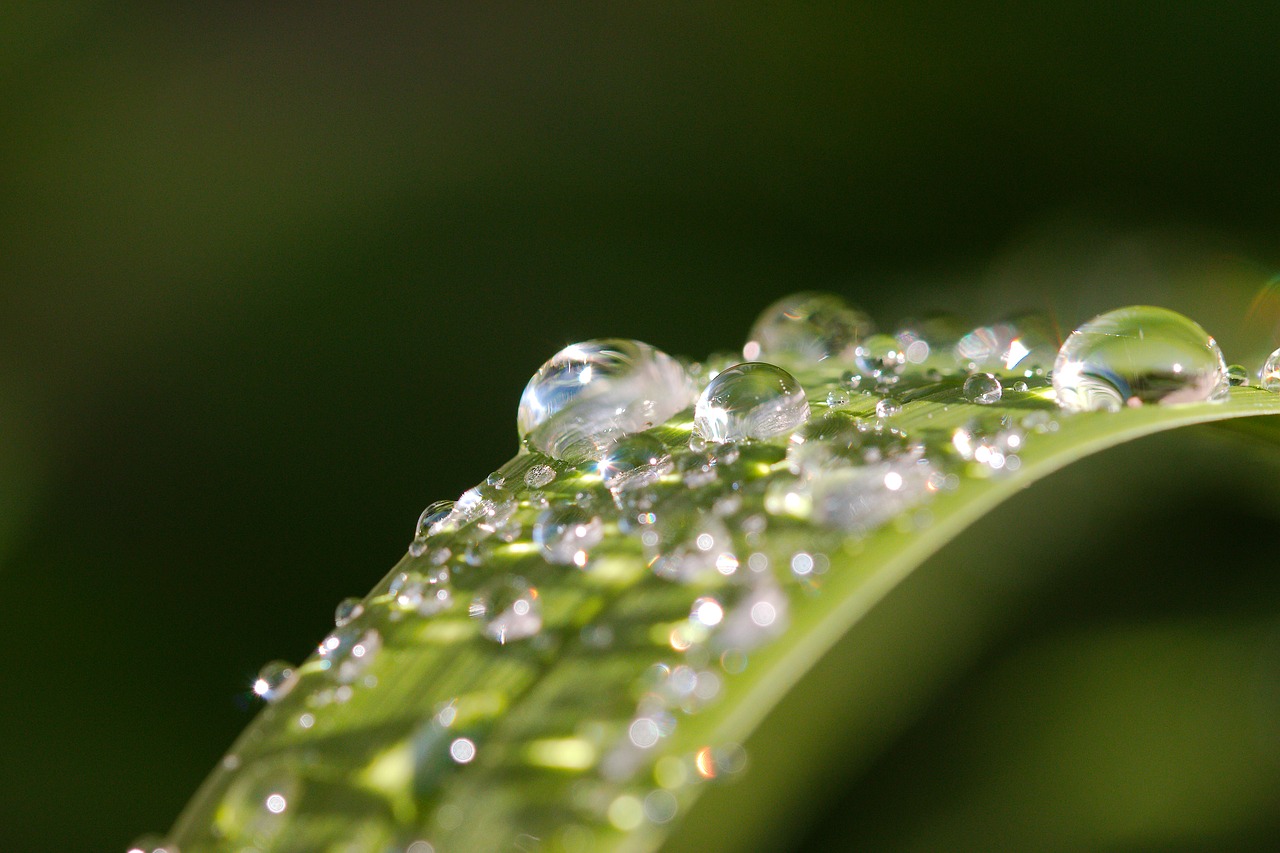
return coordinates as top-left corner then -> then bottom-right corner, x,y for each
742,292 -> 874,364
694,362 -> 809,443
533,505 -> 604,566
874,397 -> 901,419
518,340 -> 694,460
963,372 -> 1002,404
469,577 -> 542,643
410,500 -> 455,556
598,433 -> 672,493
253,661 -> 298,703
1052,306 -> 1228,412
1260,348 -> 1280,390
1226,364 -> 1249,387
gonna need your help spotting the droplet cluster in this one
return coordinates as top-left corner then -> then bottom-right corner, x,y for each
154,293 -> 1272,852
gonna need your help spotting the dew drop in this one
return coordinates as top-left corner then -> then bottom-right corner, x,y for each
334,597 -> 364,628
1259,348 -> 1280,390
1226,364 -> 1249,387
874,397 -> 902,419
694,362 -> 809,443
854,334 -> 907,381
252,661 -> 298,703
523,463 -> 556,488
469,577 -> 542,644
533,505 -> 604,566
598,433 -> 672,493
518,340 -> 694,461
1052,306 -> 1228,412
742,292 -> 874,364
963,372 -> 1002,404
410,500 -> 455,555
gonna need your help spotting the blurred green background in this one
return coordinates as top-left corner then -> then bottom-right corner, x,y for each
3,3 -> 1280,850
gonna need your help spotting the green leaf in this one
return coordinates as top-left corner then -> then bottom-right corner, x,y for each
162,355 -> 1280,853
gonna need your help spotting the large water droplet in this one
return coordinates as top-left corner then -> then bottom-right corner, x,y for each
742,292 -> 874,364
694,362 -> 809,443
963,372 -> 1002,404
598,433 -> 672,493
533,505 -> 604,566
469,577 -> 542,643
853,334 -> 907,382
518,340 -> 694,461
1052,306 -> 1229,412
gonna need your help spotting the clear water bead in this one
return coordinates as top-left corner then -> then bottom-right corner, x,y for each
1052,306 -> 1229,412
334,597 -> 364,627
469,577 -> 542,643
517,340 -> 694,461
253,661 -> 298,703
742,292 -> 874,364
1260,348 -> 1280,390
533,505 -> 604,566
963,373 -> 1002,404
874,397 -> 901,419
694,362 -> 809,443
1226,364 -> 1249,387
598,433 -> 672,493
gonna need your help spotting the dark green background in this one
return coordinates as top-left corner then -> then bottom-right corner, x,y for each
2,3 -> 1280,850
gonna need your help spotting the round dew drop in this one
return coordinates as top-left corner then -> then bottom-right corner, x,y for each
1052,306 -> 1229,412
253,661 -> 297,703
597,433 -> 672,493
963,372 -> 1002,404
694,362 -> 809,443
742,291 -> 874,364
517,339 -> 694,461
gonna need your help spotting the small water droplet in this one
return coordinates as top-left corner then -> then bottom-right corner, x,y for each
334,597 -> 364,628
1259,348 -> 1280,390
523,463 -> 556,488
825,388 -> 850,408
1053,306 -> 1229,412
389,569 -> 452,616
694,362 -> 809,443
1226,364 -> 1249,387
598,433 -> 672,493
963,372 -> 1002,404
518,340 -> 694,460
533,505 -> 604,566
743,292 -> 874,364
470,577 -> 542,643
874,397 -> 901,419
253,661 -> 298,703
409,500 -> 455,555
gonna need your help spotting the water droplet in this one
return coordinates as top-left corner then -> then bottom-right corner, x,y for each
533,505 -> 604,566
318,627 -> 382,683
853,334 -> 907,381
963,372 -> 1002,404
523,463 -> 556,489
598,433 -> 672,493
874,397 -> 901,419
1259,348 -> 1280,390
389,569 -> 452,616
825,388 -> 850,408
1226,364 -> 1249,387
334,597 -> 364,628
742,292 -> 874,364
253,661 -> 298,703
694,362 -> 809,443
410,500 -> 455,555
469,577 -> 542,643
448,484 -> 517,534
518,340 -> 694,461
957,315 -> 1059,374
811,454 -> 938,534
1052,306 -> 1229,412
894,313 -> 968,369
